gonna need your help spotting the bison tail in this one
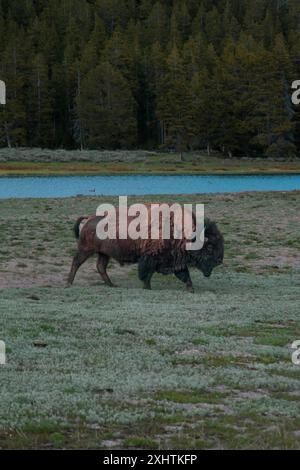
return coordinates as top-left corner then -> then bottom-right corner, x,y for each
74,216 -> 88,239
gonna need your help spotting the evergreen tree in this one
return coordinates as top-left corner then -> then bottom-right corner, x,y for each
77,61 -> 137,148
0,21 -> 28,146
155,46 -> 195,154
28,52 -> 54,147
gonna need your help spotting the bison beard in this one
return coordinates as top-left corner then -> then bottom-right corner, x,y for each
67,206 -> 224,293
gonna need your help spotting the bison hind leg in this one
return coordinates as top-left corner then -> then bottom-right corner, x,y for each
67,250 -> 93,286
138,256 -> 156,290
96,253 -> 117,287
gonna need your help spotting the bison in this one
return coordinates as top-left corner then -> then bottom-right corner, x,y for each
67,205 -> 224,293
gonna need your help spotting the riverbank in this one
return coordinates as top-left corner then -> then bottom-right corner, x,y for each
1,192 -> 300,449
0,149 -> 300,176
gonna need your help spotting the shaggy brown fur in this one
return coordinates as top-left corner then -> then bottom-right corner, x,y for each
67,204 -> 224,292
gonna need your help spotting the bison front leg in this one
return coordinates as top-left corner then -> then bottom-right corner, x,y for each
138,256 -> 156,290
142,271 -> 154,290
96,253 -> 117,287
175,268 -> 194,293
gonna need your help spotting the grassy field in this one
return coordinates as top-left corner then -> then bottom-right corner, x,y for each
0,191 -> 300,449
0,148 -> 300,175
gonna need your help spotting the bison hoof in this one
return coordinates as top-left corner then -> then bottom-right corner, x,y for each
186,286 -> 194,294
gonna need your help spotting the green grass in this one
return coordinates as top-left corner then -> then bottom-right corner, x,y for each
0,191 -> 300,449
123,437 -> 159,449
153,390 -> 227,404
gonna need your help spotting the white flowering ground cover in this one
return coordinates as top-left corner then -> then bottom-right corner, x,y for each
0,192 -> 300,449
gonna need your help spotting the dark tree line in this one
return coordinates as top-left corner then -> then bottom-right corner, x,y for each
0,0 -> 300,157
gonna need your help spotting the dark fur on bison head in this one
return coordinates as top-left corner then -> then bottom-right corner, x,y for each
188,218 -> 224,278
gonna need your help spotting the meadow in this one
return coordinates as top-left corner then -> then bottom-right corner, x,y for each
0,191 -> 300,449
0,148 -> 300,176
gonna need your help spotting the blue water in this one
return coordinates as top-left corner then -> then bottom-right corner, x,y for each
0,174 -> 300,198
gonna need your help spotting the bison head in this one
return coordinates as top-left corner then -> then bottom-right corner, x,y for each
188,218 -> 224,278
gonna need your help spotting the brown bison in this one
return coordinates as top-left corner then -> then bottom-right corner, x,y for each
67,205 -> 224,293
